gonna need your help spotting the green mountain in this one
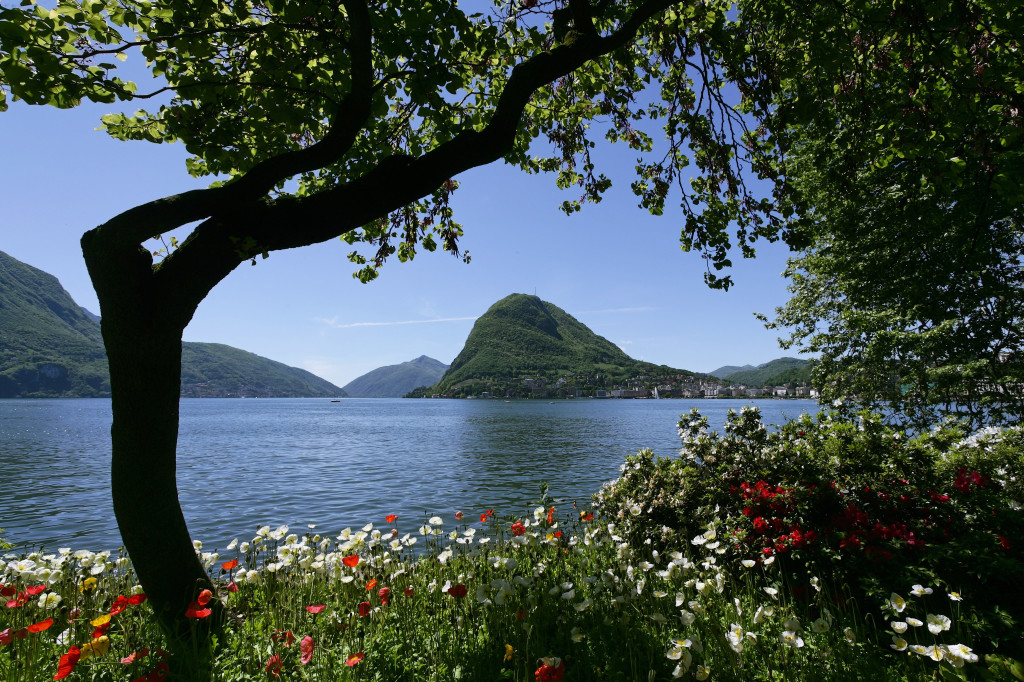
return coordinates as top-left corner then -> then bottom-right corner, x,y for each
0,250 -> 346,398
343,355 -> 449,397
723,357 -> 813,387
708,364 -> 755,379
424,293 -> 699,396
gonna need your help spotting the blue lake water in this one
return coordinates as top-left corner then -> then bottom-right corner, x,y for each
0,398 -> 817,552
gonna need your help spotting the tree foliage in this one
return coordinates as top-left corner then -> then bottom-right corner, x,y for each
762,0 -> 1024,428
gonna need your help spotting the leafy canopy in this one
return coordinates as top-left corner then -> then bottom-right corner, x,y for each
1,0 -> 788,289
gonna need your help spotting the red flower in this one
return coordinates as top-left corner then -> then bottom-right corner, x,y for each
226,582 -> 239,592
546,506 -> 555,525
299,635 -> 314,664
92,622 -> 111,638
305,604 -> 326,614
448,584 -> 468,599
480,513 -> 488,523
54,646 -> 81,680
24,585 -> 46,597
404,586 -> 414,598
27,618 -> 53,633
998,535 -> 1011,550
109,595 -> 129,615
385,514 -> 398,524
197,589 -> 213,605
511,522 -> 526,536
342,554 -> 360,567
0,585 -> 14,598
366,579 -> 377,591
378,587 -> 391,605
222,558 -> 239,571
127,594 -> 147,605
121,648 -> 149,663
535,658 -> 566,682
271,630 -> 294,646
455,511 -> 464,520
358,601 -> 371,617
0,628 -> 13,646
265,654 -> 282,677
346,652 -> 364,666
553,530 -> 562,538
185,602 -> 212,619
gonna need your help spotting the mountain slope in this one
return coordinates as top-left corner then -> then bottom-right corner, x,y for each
343,355 -> 449,397
724,357 -> 813,386
708,364 -> 755,379
0,250 -> 346,398
429,294 -> 698,395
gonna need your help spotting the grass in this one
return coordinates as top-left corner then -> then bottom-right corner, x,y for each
0,498 -> 1005,681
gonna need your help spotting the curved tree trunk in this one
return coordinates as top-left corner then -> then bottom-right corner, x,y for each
82,236 -> 219,679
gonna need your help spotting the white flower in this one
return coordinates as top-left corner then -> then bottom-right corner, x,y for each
256,525 -> 271,537
890,593 -> 907,612
891,621 -> 908,633
679,610 -> 696,625
926,613 -> 951,634
906,617 -> 924,628
629,504 -> 642,516
570,626 -> 585,643
753,605 -> 773,623
225,538 -> 238,550
696,665 -> 710,680
910,584 -> 933,596
948,591 -> 963,602
269,525 -> 289,540
192,540 -> 202,551
726,623 -> 745,653
38,592 -> 62,609
239,542 -> 251,553
763,586 -> 779,600
891,636 -> 908,651
428,516 -> 443,526
810,617 -> 830,633
741,559 -> 755,568
843,627 -> 856,644
945,643 -> 979,663
780,630 -> 804,648
763,555 -> 775,566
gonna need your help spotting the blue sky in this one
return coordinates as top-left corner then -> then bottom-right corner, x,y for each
2,94 -> 800,388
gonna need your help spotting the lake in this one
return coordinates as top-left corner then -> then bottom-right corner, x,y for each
0,397 -> 817,553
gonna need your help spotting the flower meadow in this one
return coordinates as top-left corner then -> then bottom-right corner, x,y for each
2,409 -> 1023,681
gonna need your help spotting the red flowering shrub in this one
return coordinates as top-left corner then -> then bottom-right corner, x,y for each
594,407 -> 1024,655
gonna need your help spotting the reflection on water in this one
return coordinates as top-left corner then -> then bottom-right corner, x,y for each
0,398 -> 816,552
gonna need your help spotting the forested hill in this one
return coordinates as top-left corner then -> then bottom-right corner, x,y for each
0,250 -> 346,398
424,293 -> 700,397
723,357 -> 813,386
342,355 -> 449,397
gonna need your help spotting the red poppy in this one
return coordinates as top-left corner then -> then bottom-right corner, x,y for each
480,513 -> 488,523
299,635 -> 314,664
270,630 -> 294,646
345,652 -> 364,666
448,584 -> 468,599
553,531 -> 562,538
265,654 -> 282,677
535,659 -> 566,682
404,586 -> 414,597
27,618 -> 53,633
365,579 -> 377,591
222,559 -> 239,571
342,554 -> 359,567
184,601 -> 212,619
196,589 -> 213,606
109,595 -> 129,615
0,628 -> 13,646
54,646 -> 81,680
92,622 -> 111,638
486,509 -> 494,516
358,601 -> 372,617
305,604 -> 326,614
546,507 -> 555,525
121,648 -> 149,663
454,511 -> 464,520
0,585 -> 14,597
385,514 -> 398,524
127,594 -> 147,605
226,582 -> 239,592
511,522 -> 526,536
378,587 -> 391,605
24,585 -> 46,597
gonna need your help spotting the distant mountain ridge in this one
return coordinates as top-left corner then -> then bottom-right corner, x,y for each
343,355 -> 449,397
421,293 -> 700,397
721,357 -> 813,387
708,364 -> 755,379
0,250 -> 346,398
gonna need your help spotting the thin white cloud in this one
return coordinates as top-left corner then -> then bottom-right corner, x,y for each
574,306 -> 654,315
316,316 -> 478,329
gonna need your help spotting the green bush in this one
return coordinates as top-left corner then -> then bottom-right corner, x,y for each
593,408 -> 1024,657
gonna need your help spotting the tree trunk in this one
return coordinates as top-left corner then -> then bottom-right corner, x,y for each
82,236 -> 218,679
